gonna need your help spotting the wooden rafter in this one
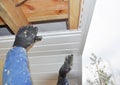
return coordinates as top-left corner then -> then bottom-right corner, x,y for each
0,0 -> 28,34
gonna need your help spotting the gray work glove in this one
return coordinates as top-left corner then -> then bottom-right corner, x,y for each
59,54 -> 73,78
13,25 -> 42,49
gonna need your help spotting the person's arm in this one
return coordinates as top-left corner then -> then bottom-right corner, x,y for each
3,47 -> 32,85
2,26 -> 42,85
57,54 -> 73,85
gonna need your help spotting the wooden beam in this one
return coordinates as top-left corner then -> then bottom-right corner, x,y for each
68,0 -> 81,30
0,0 -> 28,34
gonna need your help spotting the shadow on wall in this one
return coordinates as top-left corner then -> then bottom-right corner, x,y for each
0,25 -> 13,36
0,21 -> 67,36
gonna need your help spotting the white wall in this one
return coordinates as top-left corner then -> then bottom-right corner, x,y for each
83,0 -> 120,84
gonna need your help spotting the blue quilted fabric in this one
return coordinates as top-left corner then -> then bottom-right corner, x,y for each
2,47 -> 32,85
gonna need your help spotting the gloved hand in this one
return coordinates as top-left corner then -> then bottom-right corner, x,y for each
59,54 -> 73,78
13,25 -> 42,49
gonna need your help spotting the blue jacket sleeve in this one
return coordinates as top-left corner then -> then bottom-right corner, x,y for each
2,47 -> 32,85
